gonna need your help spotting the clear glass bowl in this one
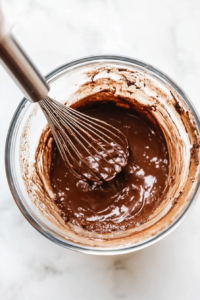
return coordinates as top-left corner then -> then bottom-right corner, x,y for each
5,55 -> 200,255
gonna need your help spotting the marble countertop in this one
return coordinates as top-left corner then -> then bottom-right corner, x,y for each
1,0 -> 200,299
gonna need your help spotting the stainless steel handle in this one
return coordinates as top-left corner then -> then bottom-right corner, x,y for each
0,33 -> 49,102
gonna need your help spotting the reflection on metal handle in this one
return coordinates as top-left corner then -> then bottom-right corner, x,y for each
0,34 -> 49,102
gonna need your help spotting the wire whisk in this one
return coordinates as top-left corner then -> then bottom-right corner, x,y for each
39,97 -> 129,182
0,7 -> 129,182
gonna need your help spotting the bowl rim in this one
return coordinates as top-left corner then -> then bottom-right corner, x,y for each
5,55 -> 200,255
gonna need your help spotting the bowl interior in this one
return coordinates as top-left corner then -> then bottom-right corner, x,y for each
6,56 -> 200,254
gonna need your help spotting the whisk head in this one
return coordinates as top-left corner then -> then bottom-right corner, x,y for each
39,96 -> 129,183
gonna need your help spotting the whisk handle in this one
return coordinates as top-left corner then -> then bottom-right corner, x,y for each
0,33 -> 49,102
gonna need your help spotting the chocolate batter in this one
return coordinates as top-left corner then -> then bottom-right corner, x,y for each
50,101 -> 169,233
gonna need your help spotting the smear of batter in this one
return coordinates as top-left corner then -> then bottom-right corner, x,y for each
50,101 -> 169,233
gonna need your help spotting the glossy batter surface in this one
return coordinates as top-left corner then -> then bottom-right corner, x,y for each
50,102 -> 169,233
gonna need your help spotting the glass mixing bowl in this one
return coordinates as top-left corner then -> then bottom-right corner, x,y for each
5,55 -> 200,255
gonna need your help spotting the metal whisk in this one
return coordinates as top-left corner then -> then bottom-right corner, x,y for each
0,10 -> 129,182
40,97 -> 128,182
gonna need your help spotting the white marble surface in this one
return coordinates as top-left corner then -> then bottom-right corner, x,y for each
1,0 -> 200,299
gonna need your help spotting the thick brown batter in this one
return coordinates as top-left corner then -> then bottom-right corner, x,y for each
50,101 -> 169,233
